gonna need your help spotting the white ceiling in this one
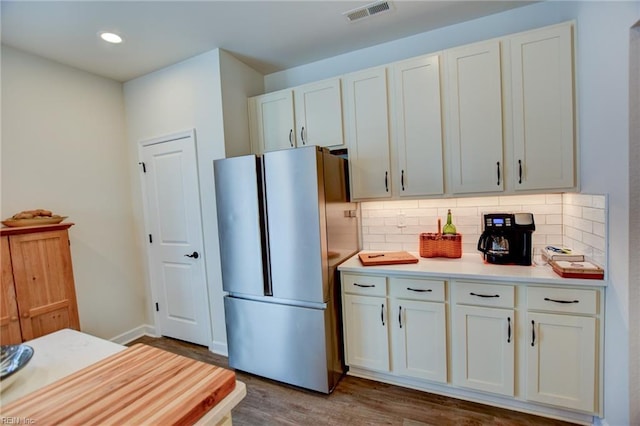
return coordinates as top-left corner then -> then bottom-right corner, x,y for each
1,1 -> 535,82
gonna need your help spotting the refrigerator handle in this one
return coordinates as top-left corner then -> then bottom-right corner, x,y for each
257,156 -> 273,296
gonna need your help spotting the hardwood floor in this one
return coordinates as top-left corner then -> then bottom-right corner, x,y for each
128,336 -> 575,426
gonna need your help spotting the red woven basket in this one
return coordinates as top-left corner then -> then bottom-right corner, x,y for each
419,233 -> 462,258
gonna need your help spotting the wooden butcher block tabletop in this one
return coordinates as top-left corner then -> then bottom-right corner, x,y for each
0,343 -> 236,426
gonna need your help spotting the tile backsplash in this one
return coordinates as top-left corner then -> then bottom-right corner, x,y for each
360,193 -> 607,267
562,193 -> 607,268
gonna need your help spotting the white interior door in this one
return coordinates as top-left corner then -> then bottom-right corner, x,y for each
140,130 -> 210,346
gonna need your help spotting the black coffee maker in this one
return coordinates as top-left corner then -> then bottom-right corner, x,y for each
477,213 -> 535,266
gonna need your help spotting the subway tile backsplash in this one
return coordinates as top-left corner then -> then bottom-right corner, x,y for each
562,193 -> 608,268
360,193 -> 607,268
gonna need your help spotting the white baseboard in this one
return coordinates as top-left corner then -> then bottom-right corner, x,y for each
109,325 -> 228,357
209,341 -> 228,357
109,324 -> 157,345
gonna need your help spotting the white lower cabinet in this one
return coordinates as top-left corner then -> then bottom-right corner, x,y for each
343,293 -> 390,372
342,274 -> 390,372
525,287 -> 599,412
452,282 -> 515,396
389,278 -> 447,382
341,271 -> 603,421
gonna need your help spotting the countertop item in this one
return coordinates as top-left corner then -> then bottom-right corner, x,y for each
550,260 -> 605,279
0,345 -> 34,391
339,252 -> 607,287
2,216 -> 67,227
0,329 -> 246,426
358,251 -> 418,266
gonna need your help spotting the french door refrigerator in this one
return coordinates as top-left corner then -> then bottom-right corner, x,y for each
213,146 -> 358,393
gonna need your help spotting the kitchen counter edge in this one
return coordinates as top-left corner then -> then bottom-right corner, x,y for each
337,252 -> 607,288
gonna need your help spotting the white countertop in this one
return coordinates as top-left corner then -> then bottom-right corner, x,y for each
0,329 -> 246,425
338,252 -> 607,287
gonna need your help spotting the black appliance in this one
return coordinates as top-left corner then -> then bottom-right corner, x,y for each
477,213 -> 535,265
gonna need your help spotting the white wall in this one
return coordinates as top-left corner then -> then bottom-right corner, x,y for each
219,49 -> 264,158
123,48 -> 262,354
0,45 -> 146,340
265,2 -> 639,424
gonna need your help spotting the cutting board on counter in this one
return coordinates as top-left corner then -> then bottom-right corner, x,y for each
0,344 -> 236,425
359,251 -> 419,266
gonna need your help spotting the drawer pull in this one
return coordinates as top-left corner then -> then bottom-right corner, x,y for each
354,283 -> 375,288
407,287 -> 432,293
544,297 -> 579,304
470,292 -> 500,298
531,320 -> 536,347
507,317 -> 511,343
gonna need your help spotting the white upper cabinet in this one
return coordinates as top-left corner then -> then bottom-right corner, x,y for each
343,67 -> 392,200
250,80 -> 345,155
294,78 -> 344,149
249,22 -> 576,197
509,24 -> 575,191
445,40 -> 504,194
391,54 -> 444,197
250,89 -> 296,154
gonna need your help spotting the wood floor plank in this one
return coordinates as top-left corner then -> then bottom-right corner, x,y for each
127,336 -> 576,426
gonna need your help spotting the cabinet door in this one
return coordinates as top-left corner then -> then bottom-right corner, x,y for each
453,305 -> 514,396
527,312 -> 596,412
252,89 -> 295,153
9,230 -> 80,340
294,78 -> 344,148
343,67 -> 392,200
1,236 -> 22,345
343,294 -> 390,372
390,299 -> 446,382
392,55 -> 444,197
446,41 -> 504,194
511,24 -> 575,191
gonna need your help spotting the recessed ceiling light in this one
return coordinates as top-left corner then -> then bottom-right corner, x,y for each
99,32 -> 123,44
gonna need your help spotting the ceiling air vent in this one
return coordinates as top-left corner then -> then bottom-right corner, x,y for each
343,1 -> 394,23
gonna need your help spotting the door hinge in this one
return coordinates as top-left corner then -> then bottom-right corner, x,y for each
155,302 -> 159,312
138,161 -> 146,173
149,234 -> 153,243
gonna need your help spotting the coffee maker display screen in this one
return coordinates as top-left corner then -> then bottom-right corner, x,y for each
493,218 -> 504,226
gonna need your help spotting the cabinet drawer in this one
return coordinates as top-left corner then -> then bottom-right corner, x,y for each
527,287 -> 598,315
342,274 -> 387,296
389,278 -> 445,302
454,282 -> 514,308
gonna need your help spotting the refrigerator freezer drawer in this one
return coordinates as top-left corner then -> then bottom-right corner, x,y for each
224,296 -> 343,394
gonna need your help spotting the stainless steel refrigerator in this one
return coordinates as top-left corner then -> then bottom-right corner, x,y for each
213,146 -> 358,393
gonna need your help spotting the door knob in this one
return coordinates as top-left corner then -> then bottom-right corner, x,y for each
184,251 -> 199,259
